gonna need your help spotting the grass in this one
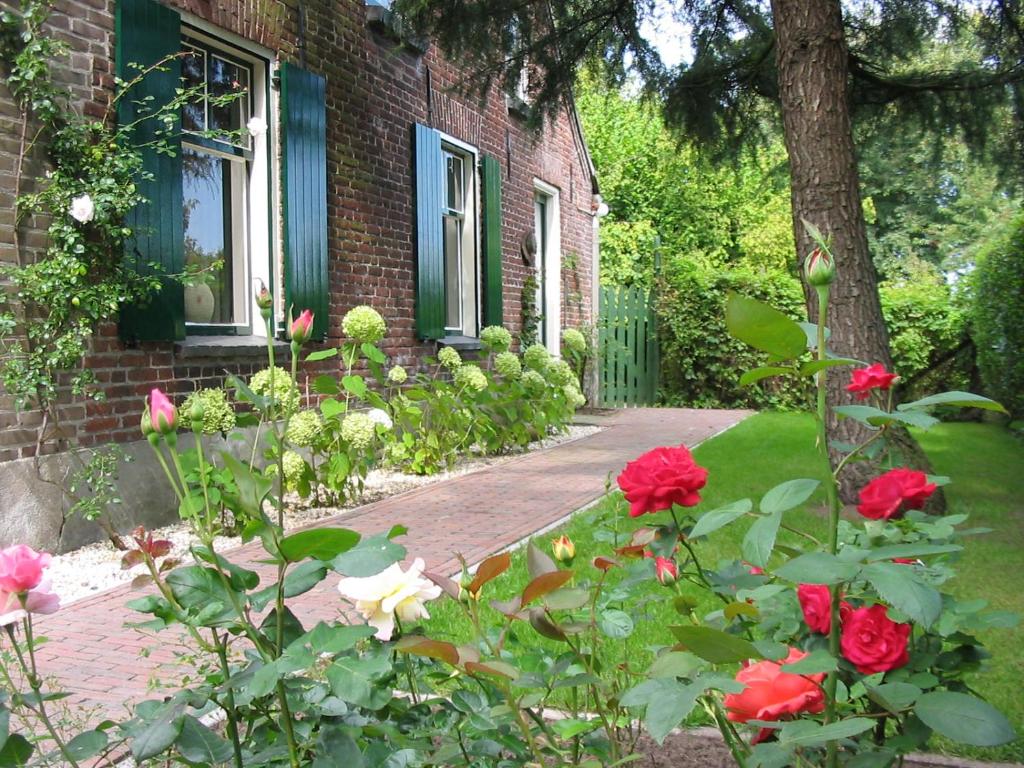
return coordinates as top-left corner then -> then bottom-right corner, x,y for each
421,412 -> 1024,762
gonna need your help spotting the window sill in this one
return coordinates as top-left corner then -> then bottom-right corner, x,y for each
438,335 -> 482,352
365,5 -> 429,54
175,335 -> 290,360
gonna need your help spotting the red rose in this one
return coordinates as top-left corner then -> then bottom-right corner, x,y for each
797,584 -> 835,634
724,648 -> 826,724
846,364 -> 899,401
857,468 -> 937,520
654,556 -> 678,586
840,604 -> 911,674
616,445 -> 708,518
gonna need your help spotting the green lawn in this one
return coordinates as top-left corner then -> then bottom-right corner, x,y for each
422,412 -> 1024,761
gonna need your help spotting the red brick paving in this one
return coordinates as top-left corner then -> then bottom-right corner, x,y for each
32,408 -> 750,720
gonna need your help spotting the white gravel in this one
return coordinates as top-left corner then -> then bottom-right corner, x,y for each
48,425 -> 602,605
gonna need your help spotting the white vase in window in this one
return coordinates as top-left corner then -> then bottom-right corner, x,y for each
184,283 -> 216,324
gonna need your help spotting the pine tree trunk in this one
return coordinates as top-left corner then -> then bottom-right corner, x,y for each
770,0 -> 941,508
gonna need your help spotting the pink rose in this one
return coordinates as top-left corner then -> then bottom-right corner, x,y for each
0,545 -> 51,593
0,578 -> 60,626
846,364 -> 899,401
857,468 -> 936,520
616,445 -> 708,518
724,648 -> 826,724
149,388 -> 177,435
290,309 -> 314,344
840,604 -> 911,674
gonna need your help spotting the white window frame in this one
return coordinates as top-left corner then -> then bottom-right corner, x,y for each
179,18 -> 277,337
439,133 -> 480,337
534,179 -> 561,353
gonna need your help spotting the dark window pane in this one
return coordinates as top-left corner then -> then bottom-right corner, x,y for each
445,153 -> 463,212
183,148 -> 234,324
443,215 -> 461,329
181,48 -> 205,132
208,55 -> 249,138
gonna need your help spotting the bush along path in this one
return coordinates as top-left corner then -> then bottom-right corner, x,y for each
29,407 -> 749,722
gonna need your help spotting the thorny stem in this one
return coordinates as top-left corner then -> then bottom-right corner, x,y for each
707,696 -> 749,767
213,631 -> 245,768
813,285 -> 842,768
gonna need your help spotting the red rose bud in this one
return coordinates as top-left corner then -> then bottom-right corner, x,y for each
856,467 -> 936,521
840,603 -> 911,674
803,246 -> 836,287
797,583 -> 834,634
290,309 -> 314,344
255,282 -> 273,315
149,388 -> 177,435
654,556 -> 678,586
551,535 -> 575,565
616,444 -> 708,517
846,363 -> 899,401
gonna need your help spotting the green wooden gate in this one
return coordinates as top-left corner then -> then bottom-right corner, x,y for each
598,285 -> 659,406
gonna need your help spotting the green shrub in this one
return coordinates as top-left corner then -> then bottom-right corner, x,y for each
972,212 -> 1024,417
181,388 -> 236,435
655,262 -> 810,409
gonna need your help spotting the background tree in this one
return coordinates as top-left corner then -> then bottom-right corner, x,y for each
400,0 -> 1024,498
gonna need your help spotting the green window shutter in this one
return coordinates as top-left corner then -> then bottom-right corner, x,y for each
480,154 -> 503,327
281,62 -> 328,341
116,0 -> 184,342
413,123 -> 445,340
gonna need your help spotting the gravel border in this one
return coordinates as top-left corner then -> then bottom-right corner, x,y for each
48,425 -> 602,605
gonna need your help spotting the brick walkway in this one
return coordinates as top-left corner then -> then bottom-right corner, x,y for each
32,407 -> 749,721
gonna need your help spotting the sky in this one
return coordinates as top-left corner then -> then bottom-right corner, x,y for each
639,3 -> 695,68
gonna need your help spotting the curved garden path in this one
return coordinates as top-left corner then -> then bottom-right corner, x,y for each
32,407 -> 750,719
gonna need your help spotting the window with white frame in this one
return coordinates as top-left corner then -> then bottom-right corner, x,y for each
441,141 -> 479,335
180,30 -> 272,334
534,180 -> 561,352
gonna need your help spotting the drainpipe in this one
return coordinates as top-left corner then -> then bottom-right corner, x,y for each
590,194 -> 609,405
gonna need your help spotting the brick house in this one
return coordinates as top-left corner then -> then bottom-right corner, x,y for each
0,0 -> 602,549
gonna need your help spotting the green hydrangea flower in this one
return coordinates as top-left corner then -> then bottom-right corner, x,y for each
286,410 -> 323,447
267,450 -> 307,492
341,411 -> 375,451
521,369 -> 546,396
181,388 -> 236,435
523,343 -> 550,372
387,365 -> 408,384
494,351 -> 522,380
341,305 -> 387,343
562,328 -> 587,356
480,325 -> 512,353
438,346 -> 462,370
454,363 -> 488,392
250,367 -> 301,415
563,383 -> 586,408
547,358 -> 576,387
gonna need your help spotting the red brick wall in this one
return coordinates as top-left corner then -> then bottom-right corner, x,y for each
0,0 -> 597,461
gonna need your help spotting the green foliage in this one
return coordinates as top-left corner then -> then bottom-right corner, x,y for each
249,366 -> 301,417
971,211 -> 1024,417
182,388 -> 236,435
657,262 -> 811,409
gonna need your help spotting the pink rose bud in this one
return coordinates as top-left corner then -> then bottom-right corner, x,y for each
290,309 -> 314,344
654,556 -> 678,586
0,545 -> 52,594
803,246 -> 836,287
255,282 -> 273,311
149,388 -> 178,435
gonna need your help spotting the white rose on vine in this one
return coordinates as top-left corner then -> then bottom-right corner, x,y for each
69,194 -> 94,224
246,116 -> 267,137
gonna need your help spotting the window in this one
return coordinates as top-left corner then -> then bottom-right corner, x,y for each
534,180 -> 561,352
180,31 -> 272,334
441,141 -> 478,335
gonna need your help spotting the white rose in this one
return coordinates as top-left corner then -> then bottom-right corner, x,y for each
246,116 -> 268,137
69,194 -> 95,224
366,408 -> 393,430
337,557 -> 441,641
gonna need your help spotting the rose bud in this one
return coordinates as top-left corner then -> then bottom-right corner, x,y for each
149,388 -> 177,436
803,246 -> 836,287
654,556 -> 678,586
290,309 -> 314,345
255,282 -> 273,316
551,535 -> 575,566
